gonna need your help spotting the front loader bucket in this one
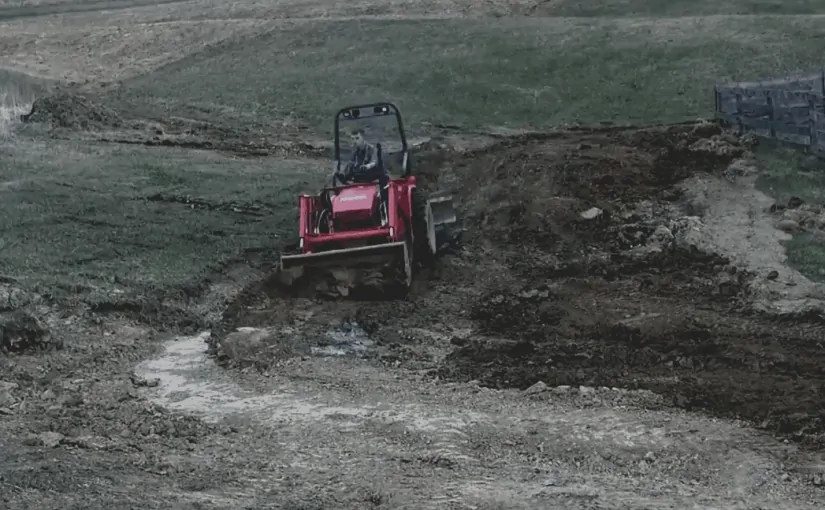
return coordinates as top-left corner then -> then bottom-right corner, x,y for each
427,192 -> 457,227
278,241 -> 411,298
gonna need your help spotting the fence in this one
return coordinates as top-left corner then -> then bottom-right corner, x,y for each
713,70 -> 825,156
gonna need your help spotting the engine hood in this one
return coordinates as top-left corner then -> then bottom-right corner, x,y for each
331,185 -> 379,222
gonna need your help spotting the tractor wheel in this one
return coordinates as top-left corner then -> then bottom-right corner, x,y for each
411,187 -> 437,267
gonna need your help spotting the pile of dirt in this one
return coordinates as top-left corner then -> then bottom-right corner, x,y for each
20,92 -> 123,130
0,311 -> 54,354
220,121 -> 825,450
432,123 -> 825,448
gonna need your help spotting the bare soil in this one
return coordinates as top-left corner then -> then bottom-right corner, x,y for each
220,122 -> 825,452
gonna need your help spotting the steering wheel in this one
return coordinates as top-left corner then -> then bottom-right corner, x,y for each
332,163 -> 350,186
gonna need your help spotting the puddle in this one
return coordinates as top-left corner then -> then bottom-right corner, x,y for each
136,333 -> 471,428
134,332 -> 479,461
134,332 -> 378,423
313,322 -> 373,357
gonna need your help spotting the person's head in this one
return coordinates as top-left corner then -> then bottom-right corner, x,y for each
348,127 -> 367,148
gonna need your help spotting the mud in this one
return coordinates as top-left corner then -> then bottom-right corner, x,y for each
223,122 -> 825,452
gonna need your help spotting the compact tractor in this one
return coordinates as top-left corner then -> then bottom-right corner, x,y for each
278,103 -> 456,297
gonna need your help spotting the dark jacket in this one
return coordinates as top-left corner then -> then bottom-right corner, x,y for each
350,143 -> 378,171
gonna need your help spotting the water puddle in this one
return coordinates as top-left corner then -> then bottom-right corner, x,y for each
134,332 -> 379,423
312,322 -> 373,357
134,332 -> 478,460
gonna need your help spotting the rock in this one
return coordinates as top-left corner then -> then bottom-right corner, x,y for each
0,390 -> 15,407
56,393 -> 84,407
40,389 -> 56,400
688,136 -> 743,157
739,133 -> 759,147
723,158 -> 757,181
767,270 -> 779,281
777,219 -> 800,233
0,381 -> 18,392
63,436 -> 109,450
782,209 -> 802,222
580,207 -> 603,220
36,431 -> 65,448
0,407 -> 13,415
788,196 -> 804,209
646,225 -> 674,249
0,311 -> 50,353
525,381 -> 548,395
130,373 -> 160,388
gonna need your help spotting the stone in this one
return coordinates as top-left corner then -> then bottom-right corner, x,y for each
525,381 -> 548,395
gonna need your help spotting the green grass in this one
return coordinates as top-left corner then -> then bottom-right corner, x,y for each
112,16 -> 825,138
754,144 -> 825,205
753,144 -> 825,281
0,139 -> 326,303
785,234 -> 825,282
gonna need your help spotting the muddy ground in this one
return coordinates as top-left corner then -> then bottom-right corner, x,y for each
4,91 -> 825,507
219,121 -> 825,452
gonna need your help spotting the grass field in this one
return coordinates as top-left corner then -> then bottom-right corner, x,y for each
4,0 -> 825,300
113,16 -> 825,137
0,138 -> 325,303
754,144 -> 825,281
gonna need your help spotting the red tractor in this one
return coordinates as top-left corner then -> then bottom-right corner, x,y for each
278,103 -> 456,297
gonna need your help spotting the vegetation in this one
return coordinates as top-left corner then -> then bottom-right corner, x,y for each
115,16 -> 825,137
0,139 -> 325,302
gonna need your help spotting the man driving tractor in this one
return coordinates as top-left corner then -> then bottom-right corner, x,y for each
334,127 -> 391,223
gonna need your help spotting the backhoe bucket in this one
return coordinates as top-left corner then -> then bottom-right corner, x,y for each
427,192 -> 457,227
278,241 -> 411,297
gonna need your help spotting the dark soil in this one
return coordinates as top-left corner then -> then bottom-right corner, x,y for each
220,121 -> 825,450
21,92 -> 124,130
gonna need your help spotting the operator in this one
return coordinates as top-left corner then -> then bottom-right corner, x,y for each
335,127 -> 390,220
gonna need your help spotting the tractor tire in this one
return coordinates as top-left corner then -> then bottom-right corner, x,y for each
411,187 -> 437,267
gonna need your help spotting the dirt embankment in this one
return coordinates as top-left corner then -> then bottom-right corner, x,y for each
17,91 -> 327,157
217,121 -> 825,450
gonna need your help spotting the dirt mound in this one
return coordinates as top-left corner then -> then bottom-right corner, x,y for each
20,92 -> 123,130
0,311 -> 54,353
220,121 -> 825,450
433,123 -> 825,448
